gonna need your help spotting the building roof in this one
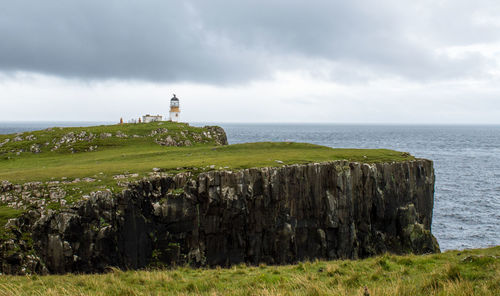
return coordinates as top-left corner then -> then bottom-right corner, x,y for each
171,94 -> 179,101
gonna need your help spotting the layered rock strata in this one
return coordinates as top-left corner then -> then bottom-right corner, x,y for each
1,159 -> 439,274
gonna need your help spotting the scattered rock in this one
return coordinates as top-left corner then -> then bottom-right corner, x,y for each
155,135 -> 177,146
0,138 -> 10,147
116,131 -> 128,138
113,173 -> 140,180
30,144 -> 41,154
150,128 -> 168,136
26,135 -> 37,141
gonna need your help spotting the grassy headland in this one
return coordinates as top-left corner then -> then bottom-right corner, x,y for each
0,122 -> 414,229
0,246 -> 498,295
0,122 -> 413,184
0,121 -> 413,196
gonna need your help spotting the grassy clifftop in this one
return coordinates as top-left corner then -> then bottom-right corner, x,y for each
0,122 -> 413,183
0,122 -> 415,220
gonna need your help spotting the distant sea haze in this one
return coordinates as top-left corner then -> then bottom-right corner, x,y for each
1,122 -> 500,251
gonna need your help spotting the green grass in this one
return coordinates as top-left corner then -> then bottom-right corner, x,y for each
0,206 -> 23,228
0,122 -> 415,218
0,123 -> 414,182
0,121 -> 215,154
0,141 -> 413,184
0,142 -> 413,196
0,246 -> 498,295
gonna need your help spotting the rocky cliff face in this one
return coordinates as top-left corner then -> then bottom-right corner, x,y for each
0,160 -> 439,274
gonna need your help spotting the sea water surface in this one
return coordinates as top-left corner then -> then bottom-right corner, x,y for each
216,123 -> 500,251
1,122 -> 499,251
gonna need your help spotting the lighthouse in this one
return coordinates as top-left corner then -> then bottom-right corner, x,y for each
169,94 -> 180,122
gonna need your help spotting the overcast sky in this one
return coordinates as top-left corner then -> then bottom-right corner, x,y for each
1,0 -> 499,123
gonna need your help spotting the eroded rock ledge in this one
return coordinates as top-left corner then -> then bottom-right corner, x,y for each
1,160 -> 439,274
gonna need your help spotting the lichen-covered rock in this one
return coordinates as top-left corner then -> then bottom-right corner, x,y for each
0,138 -> 10,147
0,160 -> 439,274
0,210 -> 48,275
204,126 -> 228,145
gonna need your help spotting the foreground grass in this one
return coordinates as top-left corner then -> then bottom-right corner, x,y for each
0,247 -> 498,296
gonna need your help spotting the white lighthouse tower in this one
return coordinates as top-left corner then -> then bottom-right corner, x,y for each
169,94 -> 180,122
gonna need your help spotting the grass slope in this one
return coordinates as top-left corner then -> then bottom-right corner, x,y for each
0,246 -> 498,296
0,121 -> 214,155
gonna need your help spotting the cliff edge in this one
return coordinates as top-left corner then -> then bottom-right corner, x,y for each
1,159 -> 439,274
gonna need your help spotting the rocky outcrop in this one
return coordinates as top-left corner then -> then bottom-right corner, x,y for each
152,126 -> 227,147
0,124 -> 228,156
203,126 -> 228,146
0,160 -> 439,274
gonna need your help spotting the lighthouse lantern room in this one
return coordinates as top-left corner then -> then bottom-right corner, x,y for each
169,94 -> 180,122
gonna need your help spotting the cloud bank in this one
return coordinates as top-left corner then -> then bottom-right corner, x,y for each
1,0 -> 499,84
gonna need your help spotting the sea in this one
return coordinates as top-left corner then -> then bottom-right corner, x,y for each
1,121 -> 499,251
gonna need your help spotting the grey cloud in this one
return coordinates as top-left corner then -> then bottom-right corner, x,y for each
0,0 -> 497,83
422,1 -> 500,46
0,1 -> 265,83
193,0 -> 493,81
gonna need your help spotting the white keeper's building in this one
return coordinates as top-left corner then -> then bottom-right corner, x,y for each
142,114 -> 162,123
